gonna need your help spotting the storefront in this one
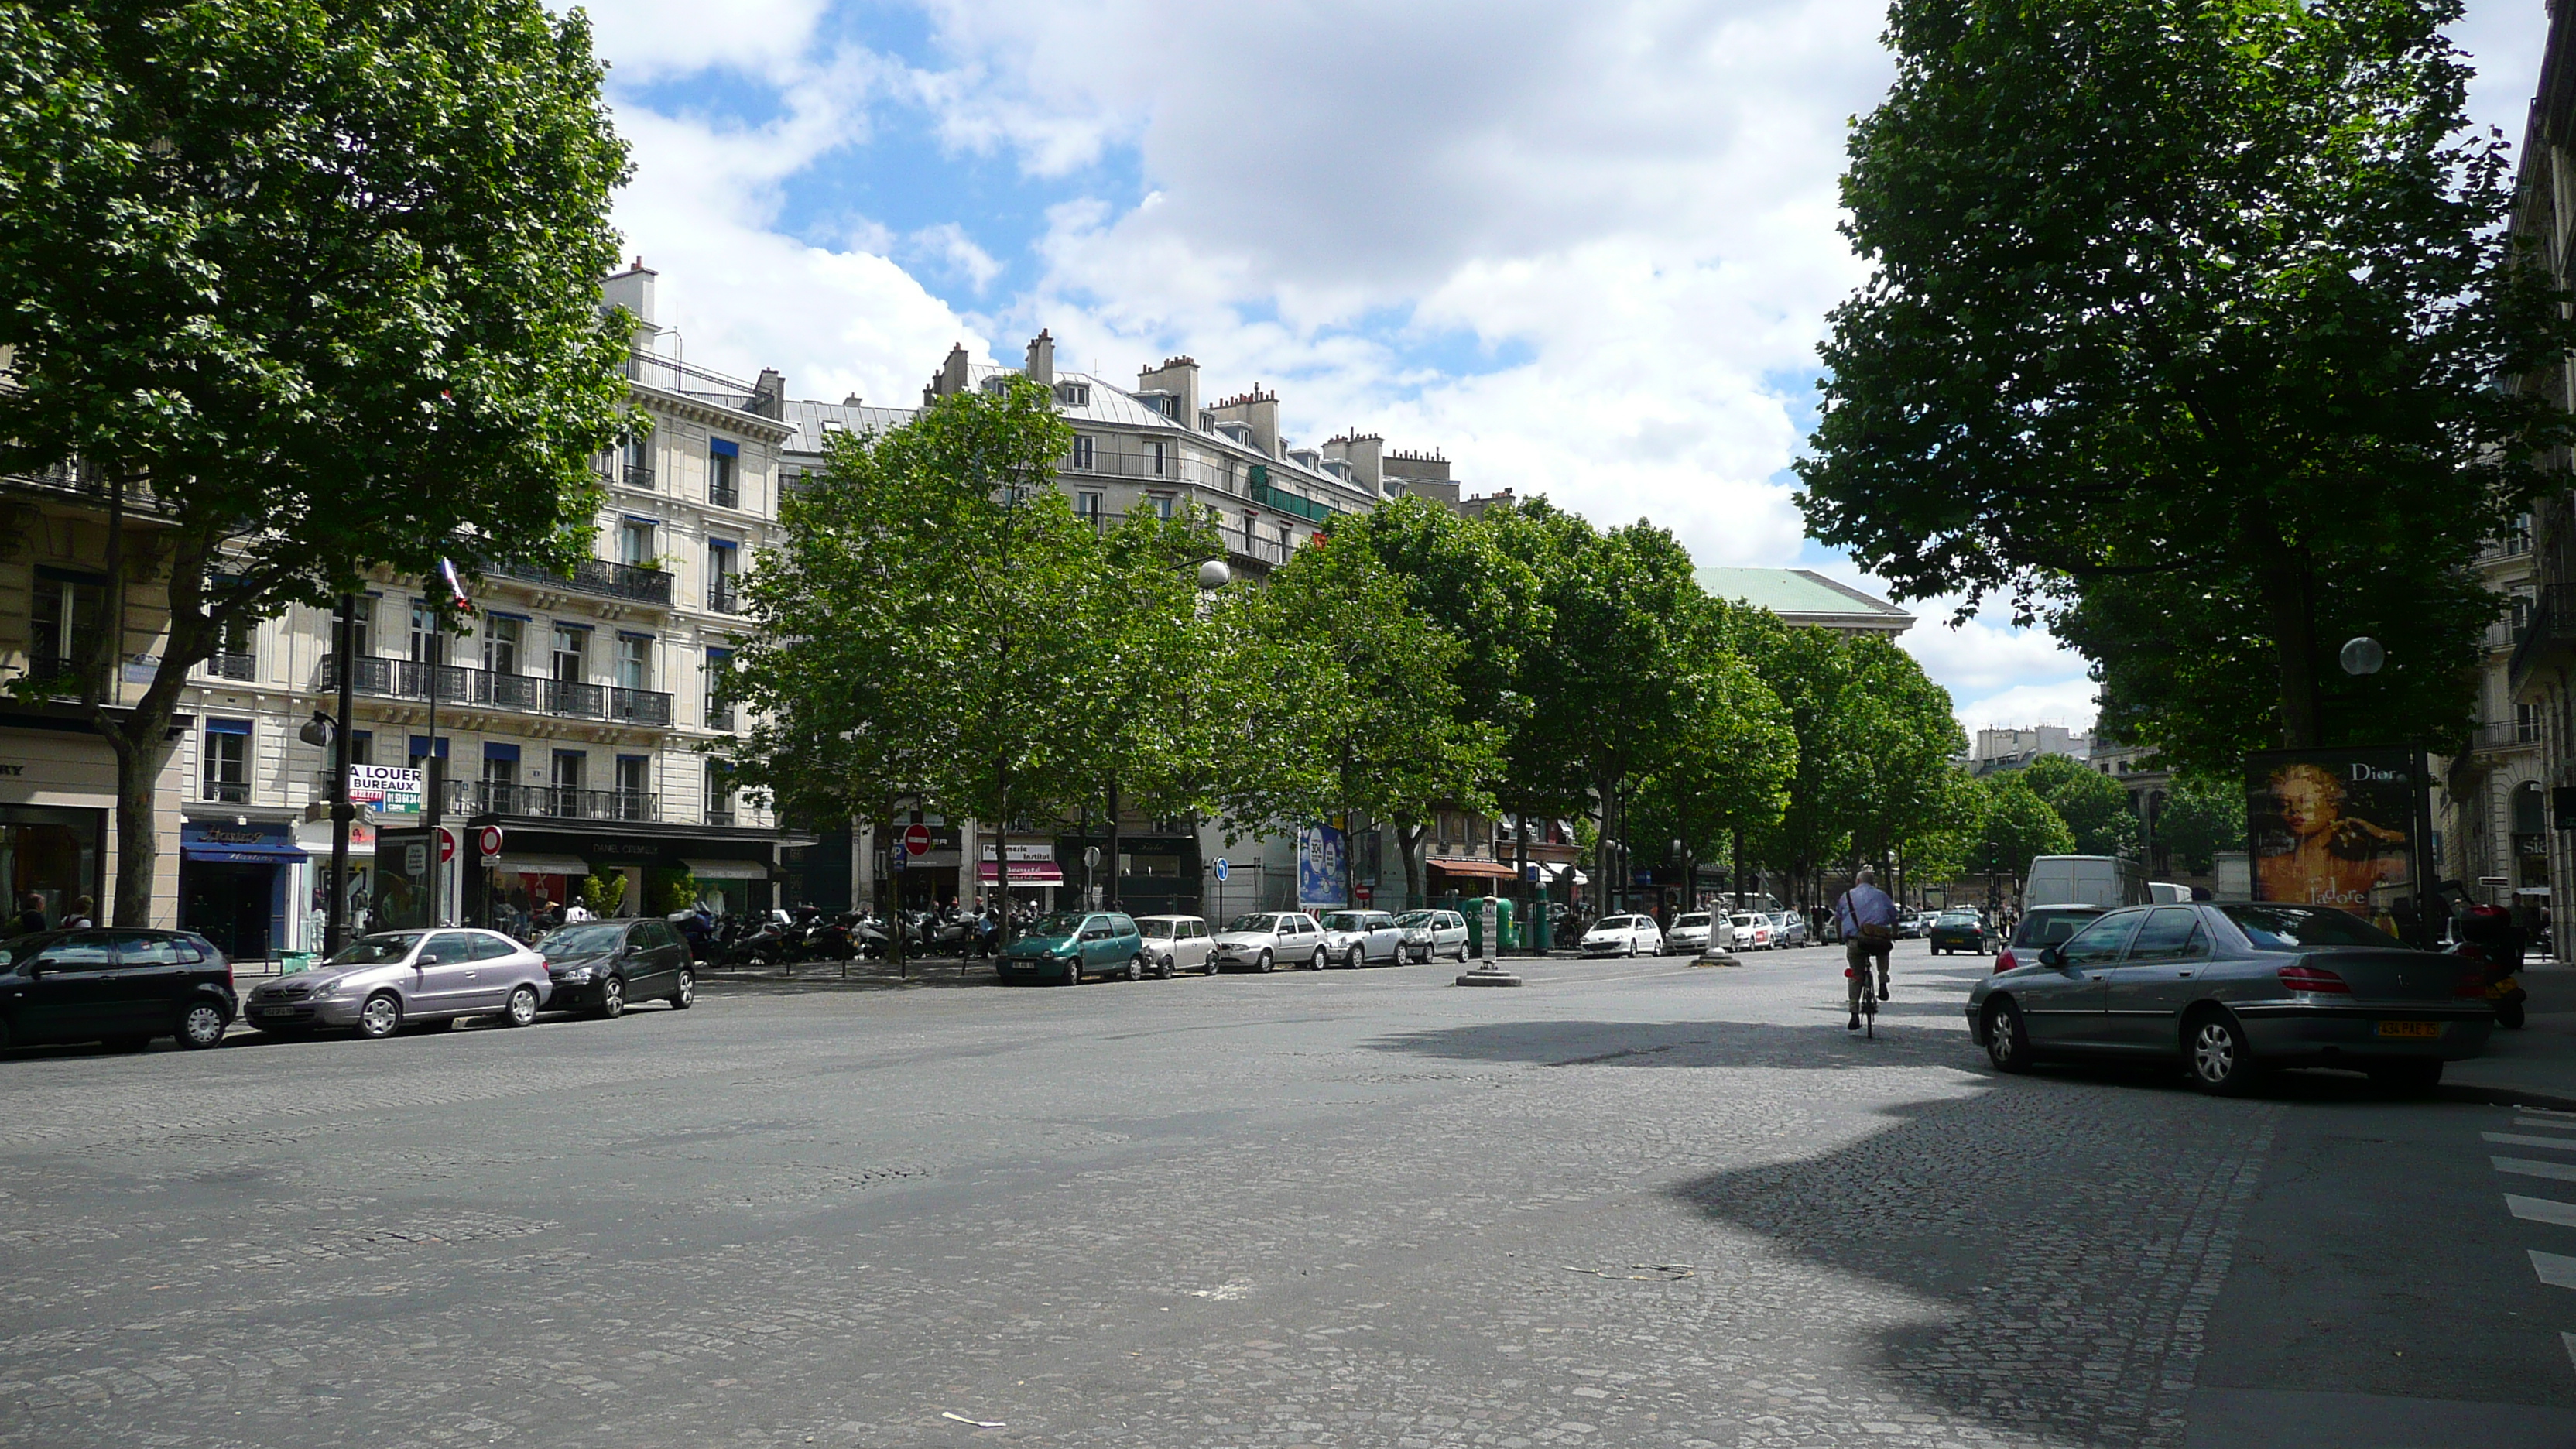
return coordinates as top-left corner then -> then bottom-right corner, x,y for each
179,820 -> 305,961
0,803 -> 104,927
978,840 -> 1063,910
464,826 -> 779,935
292,818 -> 376,951
1056,832 -> 1201,916
2,707 -> 166,927
1429,855 -> 1517,906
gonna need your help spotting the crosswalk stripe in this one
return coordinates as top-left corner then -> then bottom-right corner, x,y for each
2522,1108 -> 2576,1122
2533,1251 -> 2576,1289
2565,1333 -> 2576,1372
2494,1156 -> 2576,1183
2486,1132 -> 2576,1151
2507,1195 -> 2576,1228
2518,1117 -> 2576,1131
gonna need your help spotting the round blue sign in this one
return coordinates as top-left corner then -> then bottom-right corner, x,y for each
1213,858 -> 1231,882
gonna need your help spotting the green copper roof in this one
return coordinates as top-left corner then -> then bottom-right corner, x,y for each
1695,567 -> 1912,628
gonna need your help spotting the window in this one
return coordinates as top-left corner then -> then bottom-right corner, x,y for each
1075,491 -> 1104,523
707,540 -> 740,612
408,598 -> 447,666
1070,434 -> 1095,470
2057,911 -> 2142,967
203,720 -> 251,803
211,613 -> 255,677
1150,493 -> 1174,520
1150,440 -> 1166,476
2123,908 -> 2206,962
615,635 -> 652,691
1056,382 -> 1090,407
704,647 -> 734,730
618,518 -> 658,569
622,433 -> 651,486
406,735 -> 448,771
348,730 -> 372,767
550,749 -> 587,801
483,616 -> 522,676
2220,905 -> 2402,950
704,761 -> 735,824
482,743 -> 519,792
615,755 -> 650,813
708,439 -> 739,509
107,933 -> 184,965
27,570 -> 104,680
32,938 -> 117,972
422,931 -> 476,964
348,595 -> 376,657
551,625 -> 587,683
468,933 -> 517,961
2521,702 -> 2545,745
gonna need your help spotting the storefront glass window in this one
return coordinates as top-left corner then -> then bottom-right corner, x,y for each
0,805 -> 103,931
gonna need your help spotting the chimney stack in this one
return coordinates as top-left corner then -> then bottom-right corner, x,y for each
1025,330 -> 1056,387
929,342 -> 971,399
1211,385 -> 1280,457
1136,355 -> 1201,425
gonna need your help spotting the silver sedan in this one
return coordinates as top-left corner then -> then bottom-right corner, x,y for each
244,929 -> 554,1039
1965,902 -> 2491,1093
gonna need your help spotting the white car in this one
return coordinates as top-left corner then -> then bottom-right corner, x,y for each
1211,912 -> 1327,972
1318,909 -> 1406,968
1395,909 -> 1470,963
1134,915 -> 1218,977
1729,912 -> 1775,951
1667,911 -> 1731,955
1578,914 -> 1665,957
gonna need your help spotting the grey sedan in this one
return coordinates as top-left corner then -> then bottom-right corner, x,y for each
245,929 -> 553,1040
1966,903 -> 2490,1093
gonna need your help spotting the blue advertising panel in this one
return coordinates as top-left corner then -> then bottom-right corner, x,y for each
1297,818 -> 1348,909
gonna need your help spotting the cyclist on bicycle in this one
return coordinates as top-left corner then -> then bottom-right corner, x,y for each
1835,865 -> 1898,1031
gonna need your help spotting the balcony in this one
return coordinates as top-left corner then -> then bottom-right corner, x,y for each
624,351 -> 771,416
444,779 -> 661,823
201,652 -> 255,681
321,656 -> 673,728
1248,465 -> 1338,523
709,474 -> 738,510
708,577 -> 744,614
2509,584 -> 2576,692
203,778 -> 249,803
623,463 -> 657,491
2463,721 -> 2544,753
486,556 -> 673,607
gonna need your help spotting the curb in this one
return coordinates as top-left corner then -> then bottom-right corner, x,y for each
2439,1084 -> 2576,1114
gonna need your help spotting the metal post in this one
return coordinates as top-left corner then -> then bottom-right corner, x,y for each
325,594 -> 357,954
425,636 -> 442,926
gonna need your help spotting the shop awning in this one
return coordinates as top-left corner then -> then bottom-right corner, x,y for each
183,843 -> 307,864
1429,857 -> 1517,879
683,858 -> 770,881
979,862 -> 1065,886
1540,862 -> 1589,886
492,853 -> 592,876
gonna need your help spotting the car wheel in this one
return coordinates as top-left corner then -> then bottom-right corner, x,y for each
1348,946 -> 1365,970
1256,950 -> 1273,973
1205,956 -> 1222,975
2368,1060 -> 2444,1093
1064,960 -> 1083,986
598,975 -> 626,1019
2499,999 -> 2528,1030
669,967 -> 695,1009
1626,939 -> 1638,958
503,984 -> 541,1027
357,992 -> 403,1040
1125,954 -> 1143,982
2184,1009 -> 2259,1096
1984,999 -> 2033,1074
1308,949 -> 1325,970
175,1002 -> 228,1050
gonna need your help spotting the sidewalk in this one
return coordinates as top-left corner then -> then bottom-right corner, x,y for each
2444,962 -> 2576,1110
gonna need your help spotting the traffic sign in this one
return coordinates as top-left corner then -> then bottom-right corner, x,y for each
435,826 -> 457,864
1213,857 -> 1230,883
903,823 -> 933,858
475,824 -> 504,862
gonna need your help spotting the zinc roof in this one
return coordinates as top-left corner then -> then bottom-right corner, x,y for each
1697,567 -> 1913,633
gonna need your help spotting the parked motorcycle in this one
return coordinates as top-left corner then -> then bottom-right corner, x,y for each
2438,879 -> 2529,1029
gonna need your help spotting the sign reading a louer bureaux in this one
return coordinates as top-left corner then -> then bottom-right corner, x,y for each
348,764 -> 423,815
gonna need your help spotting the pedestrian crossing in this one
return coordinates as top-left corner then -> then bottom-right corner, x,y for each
2491,1108 -> 2576,1368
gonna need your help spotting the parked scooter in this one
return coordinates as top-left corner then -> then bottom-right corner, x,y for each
2438,879 -> 2530,1029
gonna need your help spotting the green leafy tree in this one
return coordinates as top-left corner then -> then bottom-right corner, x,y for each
1980,774 -> 2077,889
1625,606 -> 1798,909
0,0 -> 633,923
1798,0 -> 2575,769
2019,754 -> 2146,859
2153,772 -> 2245,876
1838,635 -> 1973,884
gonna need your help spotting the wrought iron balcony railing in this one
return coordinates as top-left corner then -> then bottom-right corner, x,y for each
442,779 -> 661,822
321,656 -> 673,727
485,556 -> 673,607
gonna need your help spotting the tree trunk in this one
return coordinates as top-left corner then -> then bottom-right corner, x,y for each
1399,824 -> 1426,908
2254,531 -> 2323,748
1732,830 -> 1746,911
1101,778 -> 1119,912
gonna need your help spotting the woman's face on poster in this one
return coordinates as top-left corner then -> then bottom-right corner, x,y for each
2276,772 -> 2337,837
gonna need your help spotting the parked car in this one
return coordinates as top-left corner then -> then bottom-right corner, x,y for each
1927,911 -> 1994,956
1967,902 -> 2493,1093
1211,912 -> 1327,972
1395,909 -> 1470,963
1317,909 -> 1406,968
534,916 -> 695,1017
1729,912 -> 1775,951
1135,915 -> 1218,977
1769,911 -> 1809,948
244,929 -> 551,1039
0,929 -> 235,1053
1579,914 -> 1666,957
996,911 -> 1146,985
1667,912 -> 1727,955
1993,905 -> 2108,974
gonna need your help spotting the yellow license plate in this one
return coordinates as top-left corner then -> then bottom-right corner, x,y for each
2376,1020 -> 2444,1039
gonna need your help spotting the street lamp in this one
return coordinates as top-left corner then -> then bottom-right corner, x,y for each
2340,636 -> 2386,677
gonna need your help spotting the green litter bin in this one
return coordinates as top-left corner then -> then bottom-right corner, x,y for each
277,951 -> 316,975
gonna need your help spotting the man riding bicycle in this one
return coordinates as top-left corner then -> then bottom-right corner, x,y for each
1835,865 -> 1898,1031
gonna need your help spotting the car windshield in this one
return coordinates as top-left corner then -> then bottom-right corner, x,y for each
1137,920 -> 1173,938
1394,911 -> 1434,927
1674,914 -> 1710,928
1937,913 -> 1976,926
1226,914 -> 1280,933
325,932 -> 421,965
2011,912 -> 2098,947
2223,905 -> 2404,951
1320,913 -> 1366,930
540,923 -> 627,956
1732,914 -> 1759,926
1028,913 -> 1088,937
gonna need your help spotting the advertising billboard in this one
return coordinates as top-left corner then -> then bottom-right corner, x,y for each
348,764 -> 423,816
1297,817 -> 1348,909
2245,747 -> 2430,919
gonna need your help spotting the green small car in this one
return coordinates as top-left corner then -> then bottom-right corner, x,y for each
996,911 -> 1146,986
1927,910 -> 1994,956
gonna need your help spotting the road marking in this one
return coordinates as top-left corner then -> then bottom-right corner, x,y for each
2523,1108 -> 2576,1122
2516,1117 -> 2576,1131
2495,1156 -> 2576,1184
2533,1251 -> 2576,1290
2486,1132 -> 2576,1152
2507,1195 -> 2576,1228
2565,1333 -> 2576,1373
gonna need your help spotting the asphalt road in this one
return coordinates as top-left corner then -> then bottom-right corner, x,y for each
3,940 -> 2570,1448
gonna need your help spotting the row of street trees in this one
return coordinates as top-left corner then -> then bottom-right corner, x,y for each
726,380 -> 1986,933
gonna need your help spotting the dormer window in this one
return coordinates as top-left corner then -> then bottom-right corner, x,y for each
820,419 -> 847,434
1055,382 -> 1091,407
978,375 -> 1012,396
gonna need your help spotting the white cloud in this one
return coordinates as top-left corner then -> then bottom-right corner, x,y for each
580,0 -> 833,84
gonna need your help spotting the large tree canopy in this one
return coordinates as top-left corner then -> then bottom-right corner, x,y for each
0,0 -> 633,923
1798,0 -> 2573,768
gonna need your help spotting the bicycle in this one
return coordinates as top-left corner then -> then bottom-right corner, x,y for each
1846,964 -> 1877,1039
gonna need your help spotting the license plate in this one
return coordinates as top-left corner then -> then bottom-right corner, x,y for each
2376,1020 -> 2444,1039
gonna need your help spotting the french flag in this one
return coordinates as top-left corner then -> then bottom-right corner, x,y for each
437,559 -> 474,615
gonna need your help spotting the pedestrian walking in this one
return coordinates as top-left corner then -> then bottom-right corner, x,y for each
3,892 -> 46,938
1835,865 -> 1899,1032
63,896 -> 96,930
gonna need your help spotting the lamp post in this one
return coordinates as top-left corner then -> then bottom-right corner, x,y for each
319,595 -> 358,951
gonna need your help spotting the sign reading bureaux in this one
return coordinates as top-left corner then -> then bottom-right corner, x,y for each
348,764 -> 423,815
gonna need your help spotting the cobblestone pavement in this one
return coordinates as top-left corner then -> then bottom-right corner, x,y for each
0,942 -> 2544,1447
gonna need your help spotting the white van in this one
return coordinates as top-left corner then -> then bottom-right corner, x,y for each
2023,855 -> 2148,909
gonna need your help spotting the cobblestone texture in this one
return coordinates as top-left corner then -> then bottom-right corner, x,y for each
0,947 -> 2281,1447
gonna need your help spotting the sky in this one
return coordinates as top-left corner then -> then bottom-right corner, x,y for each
576,0 -> 2552,740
